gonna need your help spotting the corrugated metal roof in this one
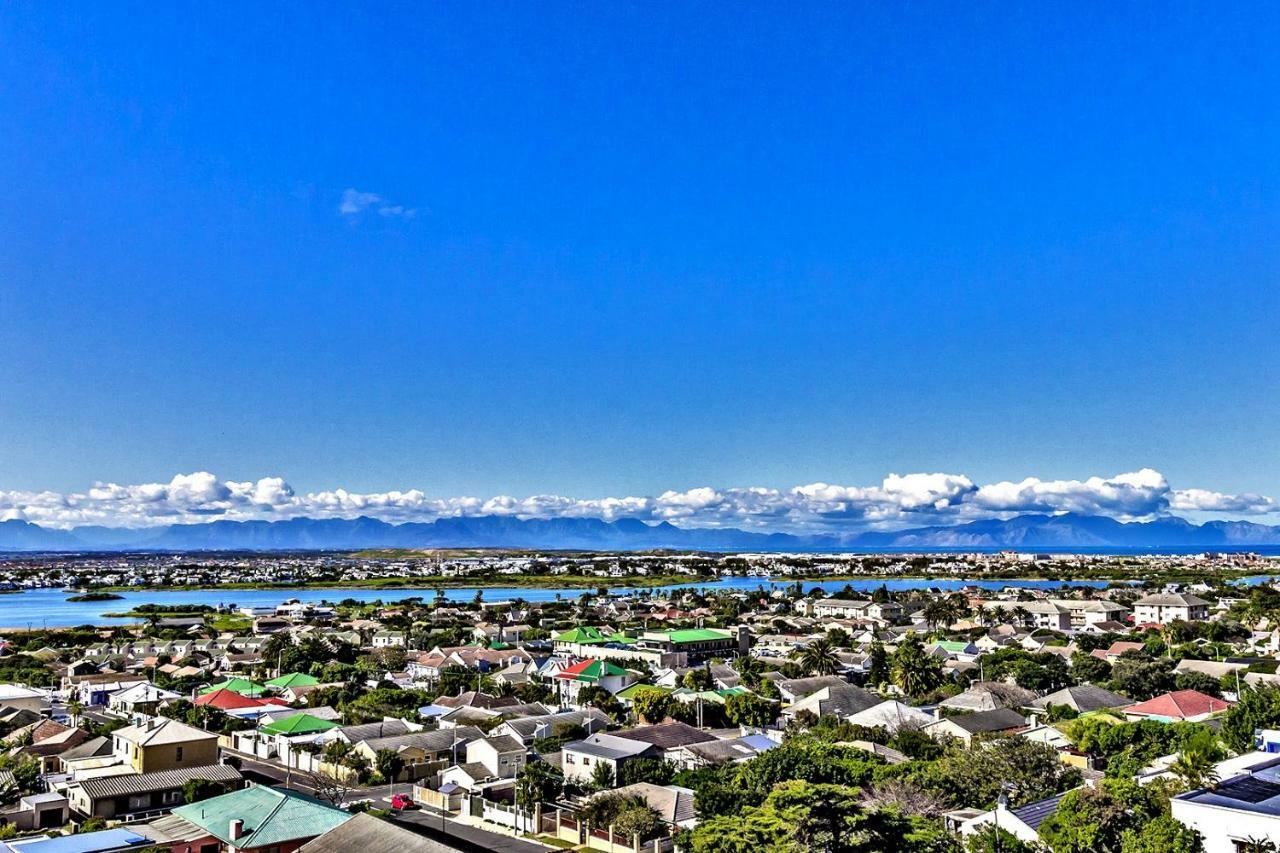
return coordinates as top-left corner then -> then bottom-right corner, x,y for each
173,784 -> 351,848
78,763 -> 241,800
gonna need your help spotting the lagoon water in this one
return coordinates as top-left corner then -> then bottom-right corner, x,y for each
5,574 -> 1272,628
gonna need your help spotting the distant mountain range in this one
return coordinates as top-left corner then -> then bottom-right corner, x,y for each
2,512 -> 1280,553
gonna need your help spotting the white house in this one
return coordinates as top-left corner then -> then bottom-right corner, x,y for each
1172,756 -> 1280,852
1133,593 -> 1210,625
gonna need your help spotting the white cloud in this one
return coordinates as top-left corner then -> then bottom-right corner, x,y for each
1,469 -> 1275,531
339,188 -> 416,219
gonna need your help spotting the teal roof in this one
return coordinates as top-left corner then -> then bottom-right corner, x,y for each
173,784 -> 351,848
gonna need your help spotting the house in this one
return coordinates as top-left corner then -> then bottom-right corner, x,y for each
672,733 -> 778,769
347,726 -> 485,783
112,718 -> 220,773
0,827 -> 157,852
844,700 -> 935,733
1132,592 -> 1211,625
780,684 -> 877,722
1029,685 -> 1132,715
939,682 -> 1036,713
297,812 -> 458,852
69,674 -> 149,707
371,631 -> 406,648
923,708 -> 1027,746
960,790 -> 1072,846
107,683 -> 182,717
172,784 -> 351,852
68,764 -> 242,821
0,684 -> 46,714
438,734 -> 527,790
1171,756 -> 1280,853
554,659 -> 635,706
1090,640 -> 1146,663
560,733 -> 659,784
1047,599 -> 1130,629
612,722 -> 718,764
597,782 -> 697,831
1121,690 -> 1233,723
774,675 -> 849,704
492,709 -> 612,746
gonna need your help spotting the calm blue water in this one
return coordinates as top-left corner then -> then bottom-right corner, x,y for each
6,573 -> 1270,628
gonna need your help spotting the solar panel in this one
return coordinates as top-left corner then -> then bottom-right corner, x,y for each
1217,776 -> 1280,804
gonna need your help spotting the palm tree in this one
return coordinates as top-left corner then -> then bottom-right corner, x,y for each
1171,748 -> 1220,791
794,638 -> 841,676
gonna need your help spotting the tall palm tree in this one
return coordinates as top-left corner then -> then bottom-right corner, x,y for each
795,638 -> 841,676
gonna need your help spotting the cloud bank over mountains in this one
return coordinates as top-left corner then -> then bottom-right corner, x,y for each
1,469 -> 1275,532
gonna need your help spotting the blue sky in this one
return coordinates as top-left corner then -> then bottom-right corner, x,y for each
1,4 -> 1279,529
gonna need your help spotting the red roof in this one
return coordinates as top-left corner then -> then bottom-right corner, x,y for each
194,688 -> 270,710
1123,689 -> 1233,720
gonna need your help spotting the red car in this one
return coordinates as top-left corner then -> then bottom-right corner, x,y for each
391,794 -> 416,810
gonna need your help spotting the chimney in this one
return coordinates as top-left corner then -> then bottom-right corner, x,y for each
229,819 -> 243,841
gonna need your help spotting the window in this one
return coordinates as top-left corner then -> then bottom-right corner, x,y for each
175,747 -> 183,762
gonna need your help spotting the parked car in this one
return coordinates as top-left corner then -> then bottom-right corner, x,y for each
391,794 -> 416,810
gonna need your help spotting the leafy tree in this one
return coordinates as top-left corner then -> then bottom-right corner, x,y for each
1037,778 -> 1162,853
182,777 -> 230,804
689,780 -> 910,853
925,738 -> 1081,810
1174,671 -> 1223,698
964,825 -> 1039,853
620,757 -> 676,786
1070,651 -> 1112,684
732,654 -> 764,688
683,667 -> 715,691
631,688 -> 675,724
891,634 -> 944,698
1108,657 -> 1176,702
590,760 -> 615,790
734,738 -> 882,804
1222,684 -> 1280,753
868,641 -> 890,687
1169,729 -> 1223,791
1118,814 -> 1204,853
724,692 -> 776,729
373,748 -> 405,785
516,760 -> 563,811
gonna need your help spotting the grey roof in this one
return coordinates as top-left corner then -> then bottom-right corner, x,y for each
478,734 -> 524,754
1031,685 -> 1131,713
136,813 -> 211,844
789,684 -> 879,718
78,763 -> 242,800
1134,592 -> 1209,607
1011,790 -> 1071,831
776,675 -> 849,699
565,733 -> 657,761
934,708 -> 1026,734
607,783 -> 695,825
613,722 -> 717,750
500,709 -> 609,740
337,719 -> 415,742
298,812 -> 458,852
939,681 -> 1036,712
362,726 -> 483,754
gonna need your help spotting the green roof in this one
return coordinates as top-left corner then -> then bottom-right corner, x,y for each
265,672 -> 320,689
173,784 -> 351,848
664,628 -> 732,644
935,641 -> 972,653
557,658 -> 630,682
260,713 -> 340,736
616,683 -> 673,701
553,626 -> 610,644
200,677 -> 266,697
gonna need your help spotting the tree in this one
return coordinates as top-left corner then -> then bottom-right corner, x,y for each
725,692 -> 776,729
867,640 -> 890,687
516,760 -> 563,812
683,667 -> 715,691
620,758 -> 675,786
1118,815 -> 1204,853
1174,671 -> 1223,698
1169,729 -> 1222,791
795,639 -> 841,676
1222,684 -> 1280,753
580,792 -> 662,840
373,748 -> 405,786
964,825 -> 1039,853
1070,651 -> 1112,684
688,780 -> 910,853
732,654 -> 764,688
926,738 -> 1081,810
182,777 -> 229,804
1037,778 -> 1162,853
1108,657 -> 1176,701
590,760 -> 615,790
631,688 -> 675,724
891,634 -> 944,698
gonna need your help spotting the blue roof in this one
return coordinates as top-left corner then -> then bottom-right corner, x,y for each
6,829 -> 149,853
740,734 -> 779,751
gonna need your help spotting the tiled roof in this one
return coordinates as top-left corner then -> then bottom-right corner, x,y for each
1011,790 -> 1071,831
613,722 -> 716,749
297,812 -> 457,852
1123,689 -> 1233,719
114,717 -> 218,747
